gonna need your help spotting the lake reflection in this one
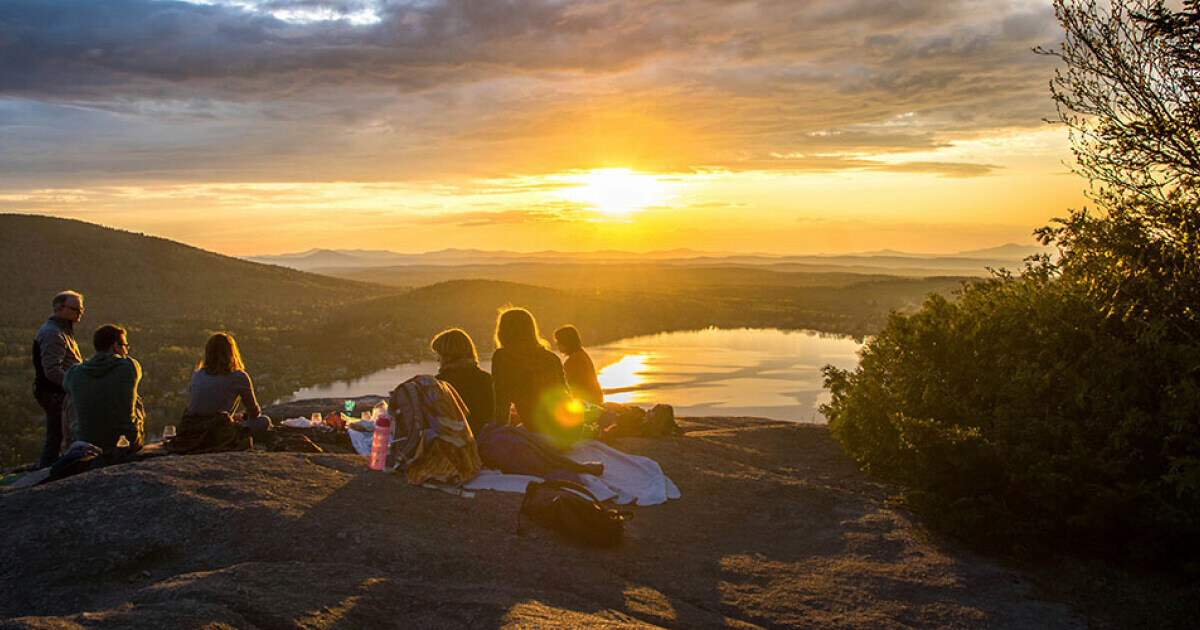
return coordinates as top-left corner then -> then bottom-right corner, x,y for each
281,328 -> 862,423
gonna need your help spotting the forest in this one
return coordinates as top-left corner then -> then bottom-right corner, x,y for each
824,0 -> 1200,571
0,214 -> 965,465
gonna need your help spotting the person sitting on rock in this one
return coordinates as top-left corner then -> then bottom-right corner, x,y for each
553,324 -> 604,407
491,308 -> 580,447
185,332 -> 272,440
431,328 -> 493,436
62,324 -> 144,452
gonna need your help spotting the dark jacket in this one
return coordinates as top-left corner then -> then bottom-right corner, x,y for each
63,352 -> 144,452
32,317 -> 82,396
491,345 -> 568,437
563,349 -> 604,406
436,360 -> 494,435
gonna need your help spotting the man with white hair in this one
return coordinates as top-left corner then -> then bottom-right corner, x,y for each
32,290 -> 84,468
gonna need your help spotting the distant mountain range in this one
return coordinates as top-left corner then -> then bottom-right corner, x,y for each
246,243 -> 1053,278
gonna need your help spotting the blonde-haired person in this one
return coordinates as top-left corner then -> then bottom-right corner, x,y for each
490,308 -> 574,445
431,328 -> 493,435
184,332 -> 272,438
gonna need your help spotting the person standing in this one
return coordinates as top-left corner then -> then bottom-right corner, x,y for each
63,325 -> 145,452
32,290 -> 84,468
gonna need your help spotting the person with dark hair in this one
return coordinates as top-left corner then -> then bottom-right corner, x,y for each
184,332 -> 272,439
491,308 -> 577,445
62,324 -> 144,452
32,291 -> 85,467
431,328 -> 493,435
553,325 -> 604,407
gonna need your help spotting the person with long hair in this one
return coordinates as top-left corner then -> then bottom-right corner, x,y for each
553,324 -> 604,407
430,328 -> 493,435
184,332 -> 272,439
490,308 -> 577,445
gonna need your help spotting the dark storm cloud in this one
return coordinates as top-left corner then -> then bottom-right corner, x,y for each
0,0 -> 680,98
0,0 -> 1065,181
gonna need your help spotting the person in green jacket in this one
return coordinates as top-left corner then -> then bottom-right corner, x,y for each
63,325 -> 144,452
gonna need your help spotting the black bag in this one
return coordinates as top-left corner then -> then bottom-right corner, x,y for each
517,479 -> 626,547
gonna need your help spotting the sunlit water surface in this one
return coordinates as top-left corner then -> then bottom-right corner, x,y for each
281,328 -> 863,423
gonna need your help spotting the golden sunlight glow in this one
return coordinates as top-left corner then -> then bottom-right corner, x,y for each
562,169 -> 672,216
598,354 -> 652,391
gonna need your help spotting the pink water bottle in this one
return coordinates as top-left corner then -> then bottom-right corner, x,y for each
369,414 -> 392,471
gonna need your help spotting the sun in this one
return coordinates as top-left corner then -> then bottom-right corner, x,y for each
562,168 -> 671,216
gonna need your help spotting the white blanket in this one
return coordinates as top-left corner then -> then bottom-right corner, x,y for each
349,431 -> 680,506
463,439 -> 681,506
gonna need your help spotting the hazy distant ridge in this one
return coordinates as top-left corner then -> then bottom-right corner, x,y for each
247,243 -> 1051,277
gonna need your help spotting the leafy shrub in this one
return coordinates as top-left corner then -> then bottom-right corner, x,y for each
823,270 -> 1200,568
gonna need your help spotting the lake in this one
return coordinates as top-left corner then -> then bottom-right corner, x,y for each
281,328 -> 863,423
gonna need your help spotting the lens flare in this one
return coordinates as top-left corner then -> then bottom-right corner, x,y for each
554,397 -> 586,428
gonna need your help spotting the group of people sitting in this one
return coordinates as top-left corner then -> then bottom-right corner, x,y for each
433,307 -> 604,445
31,290 -> 608,471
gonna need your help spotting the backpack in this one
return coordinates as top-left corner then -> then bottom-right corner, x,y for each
517,479 -> 626,547
643,404 -> 681,437
387,375 -> 481,485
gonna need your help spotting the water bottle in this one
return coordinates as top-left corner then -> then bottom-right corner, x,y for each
369,413 -> 392,471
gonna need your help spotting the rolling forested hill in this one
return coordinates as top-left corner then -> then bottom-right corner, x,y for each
0,215 -> 397,464
0,214 -> 383,326
0,215 -> 967,465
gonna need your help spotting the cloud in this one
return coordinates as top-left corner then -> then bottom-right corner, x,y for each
0,0 -> 1066,183
409,205 -> 590,227
872,160 -> 999,177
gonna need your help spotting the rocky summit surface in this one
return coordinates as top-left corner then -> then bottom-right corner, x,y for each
0,417 -> 1083,629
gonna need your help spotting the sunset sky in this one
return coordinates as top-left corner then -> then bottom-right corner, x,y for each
0,0 -> 1089,255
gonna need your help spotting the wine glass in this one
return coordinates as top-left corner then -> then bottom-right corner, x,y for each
162,425 -> 176,441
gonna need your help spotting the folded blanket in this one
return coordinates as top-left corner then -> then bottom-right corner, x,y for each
464,439 -> 680,506
567,440 -> 681,506
352,426 -> 680,506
